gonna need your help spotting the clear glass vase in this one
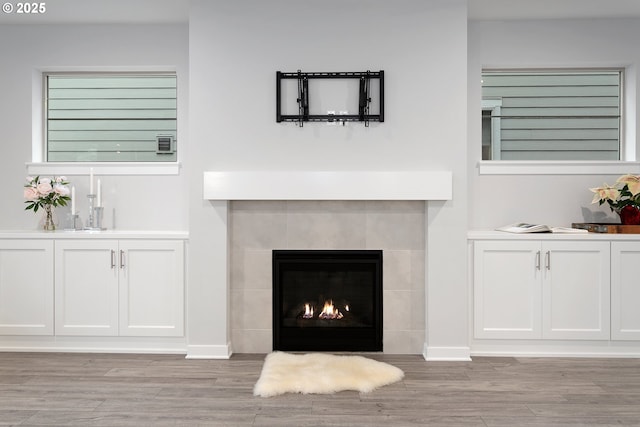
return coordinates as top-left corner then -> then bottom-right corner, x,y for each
41,205 -> 57,231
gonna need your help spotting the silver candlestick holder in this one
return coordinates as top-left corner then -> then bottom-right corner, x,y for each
64,213 -> 82,231
85,194 -> 106,231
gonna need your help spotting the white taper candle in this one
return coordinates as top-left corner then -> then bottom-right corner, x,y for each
71,186 -> 76,214
97,179 -> 102,207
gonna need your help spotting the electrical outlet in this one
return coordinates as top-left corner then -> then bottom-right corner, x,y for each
327,110 -> 336,126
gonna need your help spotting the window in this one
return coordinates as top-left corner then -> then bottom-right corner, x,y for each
481,70 -> 622,161
45,73 -> 177,162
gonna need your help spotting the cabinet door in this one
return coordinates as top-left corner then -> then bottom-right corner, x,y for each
118,240 -> 184,336
611,241 -> 640,340
542,241 -> 610,340
474,240 -> 542,339
55,240 -> 119,336
0,240 -> 54,335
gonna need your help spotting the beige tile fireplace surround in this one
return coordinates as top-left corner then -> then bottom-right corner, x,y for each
203,170 -> 453,355
230,200 -> 426,353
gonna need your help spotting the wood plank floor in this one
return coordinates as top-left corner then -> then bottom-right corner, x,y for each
0,352 -> 639,426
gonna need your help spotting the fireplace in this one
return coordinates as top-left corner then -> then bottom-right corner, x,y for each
204,171 -> 453,358
272,249 -> 383,352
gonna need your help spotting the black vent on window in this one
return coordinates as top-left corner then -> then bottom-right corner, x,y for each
156,135 -> 174,154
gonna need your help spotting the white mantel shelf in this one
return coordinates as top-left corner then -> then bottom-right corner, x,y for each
203,171 -> 453,201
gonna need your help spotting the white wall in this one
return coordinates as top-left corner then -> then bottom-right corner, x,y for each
191,0 -> 466,171
468,18 -> 640,229
0,24 -> 189,230
187,0 -> 469,358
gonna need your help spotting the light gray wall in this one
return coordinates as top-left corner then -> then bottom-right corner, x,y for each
187,0 -> 469,356
0,24 -> 189,230
468,18 -> 640,229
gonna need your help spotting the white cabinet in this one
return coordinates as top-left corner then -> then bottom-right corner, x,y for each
474,240 -> 610,340
473,240 -> 541,339
541,241 -> 610,340
0,240 -> 54,335
55,240 -> 119,335
55,239 -> 184,337
611,241 -> 640,340
118,240 -> 184,337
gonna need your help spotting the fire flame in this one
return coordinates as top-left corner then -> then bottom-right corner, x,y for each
318,300 -> 343,320
302,303 -> 314,318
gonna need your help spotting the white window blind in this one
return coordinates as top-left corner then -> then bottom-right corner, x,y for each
481,70 -> 621,161
46,74 -> 177,162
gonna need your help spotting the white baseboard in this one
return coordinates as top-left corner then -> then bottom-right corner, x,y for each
423,345 -> 471,361
470,342 -> 640,358
186,344 -> 232,359
0,336 -> 187,354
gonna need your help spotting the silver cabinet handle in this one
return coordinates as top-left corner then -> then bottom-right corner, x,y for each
535,251 -> 541,270
545,251 -> 551,270
120,250 -> 125,269
110,250 -> 116,269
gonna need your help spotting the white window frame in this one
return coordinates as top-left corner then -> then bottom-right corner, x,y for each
482,99 -> 502,161
478,67 -> 640,175
27,67 -> 181,176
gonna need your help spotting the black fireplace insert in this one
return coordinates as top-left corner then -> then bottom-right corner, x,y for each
272,249 -> 383,352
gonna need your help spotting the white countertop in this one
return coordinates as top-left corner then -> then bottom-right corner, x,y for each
0,230 -> 189,239
468,229 -> 640,241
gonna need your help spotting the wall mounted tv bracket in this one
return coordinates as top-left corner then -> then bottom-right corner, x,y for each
276,70 -> 384,127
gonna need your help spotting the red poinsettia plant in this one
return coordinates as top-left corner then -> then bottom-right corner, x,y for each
590,174 -> 640,225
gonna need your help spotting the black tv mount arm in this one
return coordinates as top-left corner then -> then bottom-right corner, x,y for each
359,71 -> 371,123
276,70 -> 384,127
297,70 -> 309,126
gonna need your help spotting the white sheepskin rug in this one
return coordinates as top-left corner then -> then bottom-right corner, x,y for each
253,351 -> 404,397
